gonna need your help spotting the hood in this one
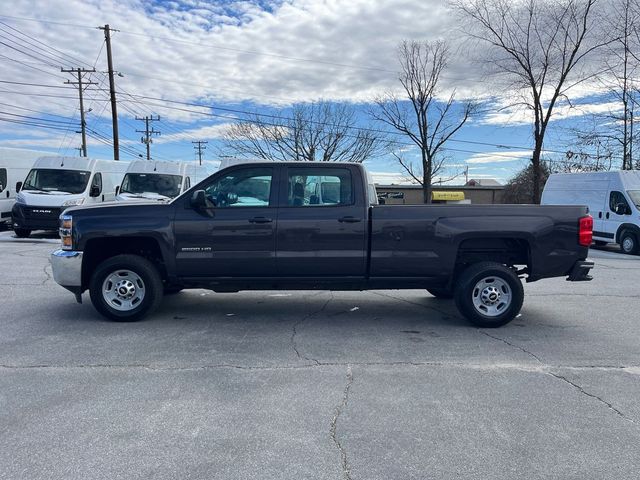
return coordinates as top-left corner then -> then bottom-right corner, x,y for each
116,192 -> 171,202
64,201 -> 172,216
16,191 -> 86,208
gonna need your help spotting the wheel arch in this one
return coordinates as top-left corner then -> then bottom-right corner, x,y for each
616,223 -> 640,244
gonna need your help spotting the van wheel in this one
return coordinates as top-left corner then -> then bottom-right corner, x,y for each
454,262 -> 524,328
14,228 -> 31,238
427,287 -> 454,299
620,231 -> 639,255
89,254 -> 163,322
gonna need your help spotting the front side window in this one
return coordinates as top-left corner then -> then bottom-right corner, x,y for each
204,167 -> 273,207
23,169 -> 90,194
627,190 -> 640,209
609,191 -> 631,215
184,177 -> 190,190
287,168 -> 353,206
91,173 -> 102,195
121,173 -> 182,198
0,168 -> 6,193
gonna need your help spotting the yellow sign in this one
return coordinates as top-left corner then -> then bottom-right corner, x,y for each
432,191 -> 465,201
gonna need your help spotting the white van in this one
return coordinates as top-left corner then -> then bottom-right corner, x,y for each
0,148 -> 56,228
117,160 -> 211,202
542,171 -> 640,254
12,156 -> 127,237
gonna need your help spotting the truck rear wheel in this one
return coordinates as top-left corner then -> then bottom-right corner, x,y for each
620,231 -> 639,255
89,254 -> 163,322
454,262 -> 524,328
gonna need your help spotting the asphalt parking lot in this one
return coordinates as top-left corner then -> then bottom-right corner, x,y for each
1,231 -> 639,480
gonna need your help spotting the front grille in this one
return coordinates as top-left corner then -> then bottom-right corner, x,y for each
22,206 -> 62,220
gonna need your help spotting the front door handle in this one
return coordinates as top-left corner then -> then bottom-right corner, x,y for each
338,216 -> 362,223
249,216 -> 272,224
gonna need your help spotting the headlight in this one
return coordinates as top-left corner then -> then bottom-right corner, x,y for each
62,198 -> 85,207
15,193 -> 25,204
59,214 -> 73,250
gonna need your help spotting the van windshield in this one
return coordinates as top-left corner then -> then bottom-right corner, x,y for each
23,169 -> 90,194
121,173 -> 182,198
627,190 -> 640,208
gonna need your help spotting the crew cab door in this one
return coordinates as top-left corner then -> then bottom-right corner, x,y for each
276,165 -> 367,276
173,165 -> 279,277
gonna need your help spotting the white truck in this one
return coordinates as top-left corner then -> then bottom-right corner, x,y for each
11,156 -> 127,238
116,160 -> 211,202
0,148 -> 56,229
542,170 -> 640,254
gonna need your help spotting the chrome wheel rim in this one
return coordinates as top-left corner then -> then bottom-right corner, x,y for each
102,270 -> 145,312
622,237 -> 634,253
471,276 -> 512,317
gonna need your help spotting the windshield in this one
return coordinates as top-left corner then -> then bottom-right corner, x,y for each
121,173 -> 182,198
627,190 -> 640,208
23,168 -> 90,194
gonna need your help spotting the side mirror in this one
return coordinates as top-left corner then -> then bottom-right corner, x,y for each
190,190 -> 209,209
15,181 -> 22,193
615,203 -> 629,215
115,186 -> 120,196
90,185 -> 101,197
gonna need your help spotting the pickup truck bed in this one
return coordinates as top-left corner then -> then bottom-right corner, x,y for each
50,162 -> 593,327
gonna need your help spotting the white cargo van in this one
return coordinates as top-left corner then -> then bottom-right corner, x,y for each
12,156 -> 127,237
542,171 -> 640,254
0,148 -> 56,228
116,160 -> 211,202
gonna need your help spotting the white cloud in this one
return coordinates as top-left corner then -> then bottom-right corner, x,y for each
465,150 -> 531,164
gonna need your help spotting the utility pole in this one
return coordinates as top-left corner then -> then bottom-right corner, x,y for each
62,67 -> 97,157
192,140 -> 208,165
99,24 -> 120,160
135,115 -> 161,160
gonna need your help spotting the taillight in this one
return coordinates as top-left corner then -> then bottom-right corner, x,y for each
579,215 -> 593,247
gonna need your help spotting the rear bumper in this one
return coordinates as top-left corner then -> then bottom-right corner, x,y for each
567,260 -> 594,282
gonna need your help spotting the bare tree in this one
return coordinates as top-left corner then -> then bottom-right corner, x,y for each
457,0 -> 607,203
221,101 -> 384,163
371,40 -> 475,204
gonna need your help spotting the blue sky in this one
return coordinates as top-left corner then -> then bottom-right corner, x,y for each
0,0 -> 627,185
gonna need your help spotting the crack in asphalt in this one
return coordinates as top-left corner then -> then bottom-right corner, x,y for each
290,293 -> 333,365
367,290 -> 455,318
2,362 -> 639,373
477,330 -> 544,364
549,372 -> 636,424
330,366 -> 353,480
41,263 -> 52,286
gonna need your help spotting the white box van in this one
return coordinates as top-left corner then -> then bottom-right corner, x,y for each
542,171 -> 640,254
116,160 -> 211,202
12,156 -> 127,238
0,148 -> 56,228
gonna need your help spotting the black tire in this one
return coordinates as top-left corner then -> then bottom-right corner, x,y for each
454,262 -> 524,328
89,254 -> 163,322
594,240 -> 608,247
427,287 -> 454,299
13,228 -> 31,238
620,231 -> 639,255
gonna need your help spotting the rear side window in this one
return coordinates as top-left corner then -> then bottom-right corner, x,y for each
184,177 -> 190,190
609,191 -> 630,214
0,168 -> 6,193
287,168 -> 353,206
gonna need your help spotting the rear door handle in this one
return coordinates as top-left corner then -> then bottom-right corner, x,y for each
248,216 -> 272,224
338,216 -> 362,223
606,212 -> 610,219
598,212 -> 602,218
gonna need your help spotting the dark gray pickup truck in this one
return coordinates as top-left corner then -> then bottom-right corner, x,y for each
50,162 -> 594,327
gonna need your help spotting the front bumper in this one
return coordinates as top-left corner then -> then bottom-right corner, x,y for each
567,260 -> 594,282
12,203 -> 63,231
51,250 -> 83,302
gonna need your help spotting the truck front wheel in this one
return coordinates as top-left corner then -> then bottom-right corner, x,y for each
89,254 -> 163,322
454,262 -> 524,328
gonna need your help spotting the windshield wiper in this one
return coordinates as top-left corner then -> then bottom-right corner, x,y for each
22,183 -> 46,192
